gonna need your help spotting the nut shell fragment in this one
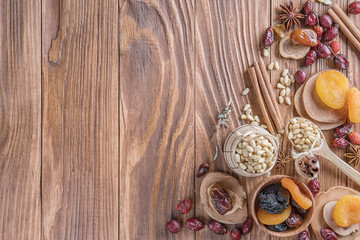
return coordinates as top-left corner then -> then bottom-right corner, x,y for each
279,36 -> 310,59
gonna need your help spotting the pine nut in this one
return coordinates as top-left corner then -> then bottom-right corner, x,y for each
242,88 -> 250,95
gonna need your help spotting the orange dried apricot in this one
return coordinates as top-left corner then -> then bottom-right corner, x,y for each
348,87 -> 360,123
333,195 -> 360,227
316,70 -> 350,109
281,178 -> 313,210
257,205 -> 292,225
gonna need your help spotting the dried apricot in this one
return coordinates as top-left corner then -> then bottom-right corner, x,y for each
316,70 -> 350,109
348,87 -> 360,123
281,178 -> 312,210
257,205 -> 292,225
333,195 -> 360,227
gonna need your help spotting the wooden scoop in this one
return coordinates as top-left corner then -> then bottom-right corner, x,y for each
286,117 -> 360,186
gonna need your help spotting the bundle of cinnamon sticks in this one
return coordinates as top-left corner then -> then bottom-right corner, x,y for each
328,4 -> 360,53
248,59 -> 284,135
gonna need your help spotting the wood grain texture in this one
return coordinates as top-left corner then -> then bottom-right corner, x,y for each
120,0 -> 195,239
0,0 -> 41,239
42,0 -> 119,239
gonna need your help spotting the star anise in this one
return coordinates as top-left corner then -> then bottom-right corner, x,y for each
276,151 -> 292,171
278,1 -> 305,31
345,144 -> 360,169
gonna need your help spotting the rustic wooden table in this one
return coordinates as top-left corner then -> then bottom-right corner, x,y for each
1,0 -> 359,239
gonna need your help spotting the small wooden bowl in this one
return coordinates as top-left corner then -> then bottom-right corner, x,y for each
249,175 -> 315,238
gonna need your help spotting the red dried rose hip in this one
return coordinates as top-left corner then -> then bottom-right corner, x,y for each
323,26 -> 339,42
186,218 -> 204,231
230,228 -> 242,240
177,198 -> 192,214
196,162 -> 209,178
241,218 -> 254,236
316,43 -> 332,59
208,220 -> 227,235
294,70 -> 307,84
167,219 -> 181,234
303,0 -> 314,16
330,41 -> 341,55
305,12 -> 318,27
349,2 -> 360,14
320,14 -> 333,28
263,27 -> 274,49
308,178 -> 320,197
349,132 -> 360,145
305,50 -> 317,66
334,54 -> 349,70
334,123 -> 353,138
298,228 -> 311,240
332,138 -> 350,148
321,228 -> 338,240
286,213 -> 303,227
314,25 -> 324,39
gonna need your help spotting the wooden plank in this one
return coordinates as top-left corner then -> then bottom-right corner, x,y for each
120,0 -> 195,239
0,0 -> 41,239
195,0 -> 272,239
41,0 -> 119,239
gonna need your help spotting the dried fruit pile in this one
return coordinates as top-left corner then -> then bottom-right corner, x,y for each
256,178 -> 313,233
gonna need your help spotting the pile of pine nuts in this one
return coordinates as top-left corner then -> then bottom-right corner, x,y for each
287,118 -> 322,150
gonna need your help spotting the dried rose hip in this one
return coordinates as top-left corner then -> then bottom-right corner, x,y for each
320,14 -> 333,28
316,43 -> 332,59
167,219 -> 181,234
332,138 -> 350,149
210,183 -> 233,215
314,25 -> 324,39
196,162 -> 209,178
286,212 -> 304,227
294,70 -> 307,84
349,132 -> 360,145
334,54 -> 349,70
349,2 -> 360,15
330,40 -> 341,55
308,178 -> 320,197
177,198 -> 192,214
305,50 -> 317,66
298,228 -> 311,240
230,228 -> 242,240
303,0 -> 314,16
186,218 -> 204,231
208,220 -> 227,235
323,26 -> 339,42
264,27 -> 274,49
321,228 -> 338,240
241,218 -> 254,236
334,123 -> 353,138
305,12 -> 318,27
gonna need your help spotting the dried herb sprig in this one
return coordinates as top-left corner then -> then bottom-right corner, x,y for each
212,99 -> 232,161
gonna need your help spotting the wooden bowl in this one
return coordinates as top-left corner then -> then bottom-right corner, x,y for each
249,175 -> 315,238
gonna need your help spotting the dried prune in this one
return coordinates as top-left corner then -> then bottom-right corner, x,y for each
210,183 -> 233,215
208,220 -> 227,235
266,222 -> 289,232
291,198 -> 307,214
257,185 -> 289,214
286,212 -> 303,227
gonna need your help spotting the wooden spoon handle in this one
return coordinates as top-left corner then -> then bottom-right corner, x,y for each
316,146 -> 360,186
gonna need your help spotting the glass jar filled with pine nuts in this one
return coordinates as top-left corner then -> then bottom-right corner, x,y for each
224,125 -> 279,177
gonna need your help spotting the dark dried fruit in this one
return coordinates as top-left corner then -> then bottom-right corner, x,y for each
323,26 -> 339,42
314,25 -> 324,39
241,217 -> 254,235
303,0 -> 314,16
305,12 -> 318,27
266,222 -> 288,232
196,162 -> 209,178
264,27 -> 274,49
210,183 -> 233,215
186,218 -> 204,231
291,198 -> 307,214
286,212 -> 303,227
349,2 -> 360,15
334,123 -> 353,138
334,54 -> 349,70
316,43 -> 332,59
208,220 -> 227,235
308,178 -> 320,197
294,70 -> 307,84
298,228 -> 311,240
330,40 -> 341,55
321,228 -> 338,240
332,138 -> 350,149
258,185 -> 289,214
230,228 -> 242,240
305,49 -> 317,66
177,198 -> 192,215
320,14 -> 333,28
167,219 -> 181,234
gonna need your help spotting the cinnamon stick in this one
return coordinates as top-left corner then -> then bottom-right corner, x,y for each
248,67 -> 276,135
328,5 -> 360,52
254,62 -> 284,131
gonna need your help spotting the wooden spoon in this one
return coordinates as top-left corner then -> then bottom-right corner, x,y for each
286,117 -> 360,186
